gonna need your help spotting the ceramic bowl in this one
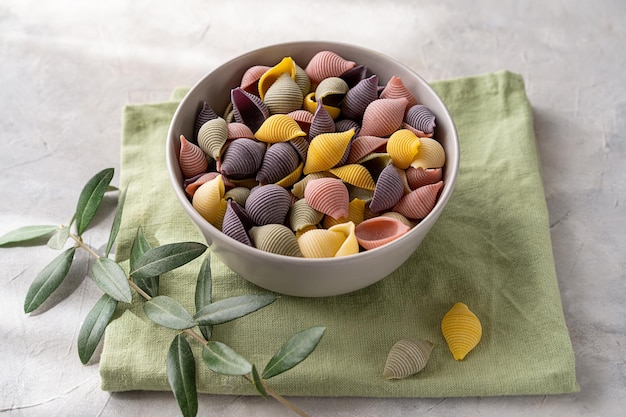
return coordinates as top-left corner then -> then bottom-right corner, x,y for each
166,41 -> 459,297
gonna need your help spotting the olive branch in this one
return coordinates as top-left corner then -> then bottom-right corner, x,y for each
0,167 -> 325,417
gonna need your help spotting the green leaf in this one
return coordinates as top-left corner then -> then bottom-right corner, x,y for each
144,296 -> 196,330
105,185 -> 127,257
262,326 -> 326,380
75,167 -> 115,235
251,365 -> 268,399
195,254 -> 212,340
47,226 -> 70,250
130,227 -> 159,297
202,341 -> 252,376
130,242 -> 207,280
0,225 -> 58,246
193,294 -> 277,326
166,334 -> 198,417
77,294 -> 118,364
24,247 -> 75,313
90,257 -> 132,303
106,185 -> 119,193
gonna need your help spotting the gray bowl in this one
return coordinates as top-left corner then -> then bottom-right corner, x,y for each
166,41 -> 459,297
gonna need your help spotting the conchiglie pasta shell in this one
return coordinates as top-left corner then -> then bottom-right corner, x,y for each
387,129 -> 421,169
335,119 -> 360,136
322,198 -> 366,228
358,98 -> 409,138
289,198 -> 324,232
309,99 -> 336,140
380,76 -> 418,107
291,172 -> 333,198
315,77 -> 349,107
329,164 -> 376,191
198,117 -> 229,160
381,211 -> 416,228
294,63 -> 311,96
304,177 -> 349,220
304,50 -> 356,84
184,172 -> 220,198
354,216 -> 411,250
303,129 -> 354,174
258,56 -> 296,100
347,136 -> 388,165
240,65 -> 270,95
369,164 -> 405,213
288,136 -> 309,161
303,92 -> 341,120
383,339 -> 434,379
179,134 -> 208,179
249,224 -> 303,257
297,228 -> 345,258
224,186 -> 251,207
192,175 -> 228,230
221,200 -> 253,246
227,122 -> 255,140
194,102 -> 219,142
256,142 -> 300,184
410,137 -> 446,169
245,184 -> 292,226
404,104 -> 436,136
341,74 -> 379,121
219,138 -> 266,180
339,64 -> 367,88
255,114 -> 306,143
287,109 -> 314,135
328,221 -> 359,257
393,181 -> 443,220
441,302 -> 482,361
406,167 -> 443,190
231,87 -> 269,133
263,73 -> 304,115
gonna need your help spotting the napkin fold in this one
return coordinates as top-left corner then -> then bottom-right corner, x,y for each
100,71 -> 578,397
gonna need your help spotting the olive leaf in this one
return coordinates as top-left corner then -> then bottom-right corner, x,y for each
130,242 -> 207,280
130,227 -> 159,297
251,365 -> 268,399
90,257 -> 132,303
47,226 -> 70,250
195,254 -> 213,340
24,247 -> 76,313
202,341 -> 252,376
193,294 -> 277,326
105,185 -> 127,257
166,334 -> 198,417
0,225 -> 58,246
262,326 -> 326,379
77,294 -> 118,364
144,296 -> 196,330
75,167 -> 115,236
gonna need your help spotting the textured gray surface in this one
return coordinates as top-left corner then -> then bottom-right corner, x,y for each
1,1 -> 624,416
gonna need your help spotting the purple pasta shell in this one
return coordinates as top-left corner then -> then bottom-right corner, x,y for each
220,138 -> 266,180
289,136 -> 309,161
339,64 -> 368,88
369,164 -> 405,213
194,102 -> 219,143
335,119 -> 361,136
245,184 -> 292,226
404,104 -> 436,136
256,142 -> 301,184
222,200 -> 253,246
231,87 -> 269,133
341,75 -> 379,121
309,99 -> 336,139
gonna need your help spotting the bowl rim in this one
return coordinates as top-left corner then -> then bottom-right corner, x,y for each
166,41 -> 460,265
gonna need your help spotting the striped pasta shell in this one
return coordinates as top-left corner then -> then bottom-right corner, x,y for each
231,87 -> 269,133
297,222 -> 357,258
369,164 -> 405,213
383,339 -> 434,379
328,221 -> 359,257
291,172 -> 333,199
286,109 -> 314,136
258,56 -> 296,100
197,117 -> 229,160
288,136 -> 309,161
347,136 -> 388,164
294,63 -> 312,96
303,92 -> 341,120
387,129 -> 421,169
345,183 -> 374,203
221,200 -> 253,246
240,65 -> 270,95
227,122 -> 255,140
339,64 -> 368,88
194,102 -> 219,142
334,119 -> 361,136
406,167 -> 443,190
288,198 -> 324,232
224,186 -> 251,207
441,302 -> 482,361
255,114 -> 306,144
245,184 -> 292,226
304,50 -> 356,84
380,76 -> 418,107
315,77 -> 349,108
249,224 -> 303,257
257,142 -> 301,184
329,164 -> 376,191
304,177 -> 349,220
410,137 -> 446,169
358,98 -> 409,138
219,138 -> 266,180
392,181 -> 443,220
404,104 -> 436,136
354,216 -> 411,250
303,129 -> 354,174
322,198 -> 366,228
192,174 -> 228,230
178,134 -> 208,179
184,172 -> 220,198
263,72 -> 304,115
341,74 -> 379,121
309,99 -> 336,140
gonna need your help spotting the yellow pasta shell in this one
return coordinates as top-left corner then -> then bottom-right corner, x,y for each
303,92 -> 341,120
329,164 -> 376,191
192,174 -> 228,230
255,114 -> 306,143
323,198 -> 366,228
303,129 -> 354,174
441,302 -> 482,361
328,221 -> 359,257
387,129 -> 421,169
298,228 -> 345,258
410,137 -> 446,169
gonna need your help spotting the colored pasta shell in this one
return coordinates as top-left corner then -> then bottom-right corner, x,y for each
304,51 -> 356,84
315,77 -> 349,107
288,198 -> 324,232
409,137 -> 446,169
441,302 -> 482,361
347,135 -> 388,164
184,172 -> 219,198
304,177 -> 349,220
341,74 -> 379,121
381,211 -> 416,228
383,339 -> 434,379
303,92 -> 341,120
222,200 -> 253,246
240,65 -> 270,95
249,224 -> 303,257
231,87 -> 269,133
329,164 -> 376,191
275,161 -> 304,188
339,64 -> 368,88
197,117 -> 229,160
219,138 -> 266,180
257,142 -> 301,184
380,76 -> 418,107
406,167 -> 442,190
294,63 -> 311,96
369,164 -> 405,213
387,129 -> 421,169
303,129 -> 354,174
263,73 -> 304,115
322,198 -> 366,228
194,102 -> 219,142
355,216 -> 410,250
393,181 -> 443,220
224,186 -> 251,207
255,114 -> 306,143
334,119 -> 361,136
227,122 -> 255,140
288,136 -> 309,161
286,109 -> 314,135
309,99 -> 336,139
192,175 -> 228,230
258,56 -> 296,100
178,134 -> 208,179
359,98 -> 409,138
404,104 -> 436,136
245,184 -> 292,226
291,172 -> 333,198
297,221 -> 358,258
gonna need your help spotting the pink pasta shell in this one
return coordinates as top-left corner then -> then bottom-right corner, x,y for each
287,109 -> 314,135
354,216 -> 411,250
406,167 -> 443,190
359,98 -> 409,138
304,51 -> 356,84
346,135 -> 388,164
393,181 -> 444,220
240,65 -> 270,95
184,172 -> 220,198
304,177 -> 349,220
380,76 -> 418,107
178,134 -> 208,179
227,122 -> 255,140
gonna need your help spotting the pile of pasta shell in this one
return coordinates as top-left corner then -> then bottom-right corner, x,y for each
178,51 -> 446,258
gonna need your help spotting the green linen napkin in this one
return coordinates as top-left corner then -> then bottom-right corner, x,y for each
99,71 -> 579,397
